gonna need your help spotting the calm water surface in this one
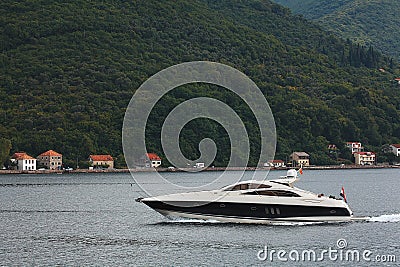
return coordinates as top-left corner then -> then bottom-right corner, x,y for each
0,169 -> 399,266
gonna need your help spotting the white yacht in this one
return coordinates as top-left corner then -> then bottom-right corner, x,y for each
136,169 -> 353,224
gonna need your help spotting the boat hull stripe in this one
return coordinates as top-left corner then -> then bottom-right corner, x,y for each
142,200 -> 351,219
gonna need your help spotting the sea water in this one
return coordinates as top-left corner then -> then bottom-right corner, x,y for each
0,169 -> 399,266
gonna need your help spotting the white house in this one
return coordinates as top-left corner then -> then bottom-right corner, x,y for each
11,152 -> 37,171
141,153 -> 162,168
346,142 -> 363,154
266,160 -> 286,168
194,162 -> 205,168
390,144 -> 400,156
354,152 -> 376,165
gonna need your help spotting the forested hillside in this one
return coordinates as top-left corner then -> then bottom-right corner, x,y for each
273,0 -> 400,60
1,0 -> 399,167
272,0 -> 352,19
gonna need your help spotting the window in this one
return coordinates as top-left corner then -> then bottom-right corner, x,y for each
228,184 -> 249,191
244,190 -> 300,197
224,183 -> 271,191
270,208 -> 275,215
249,184 -> 272,189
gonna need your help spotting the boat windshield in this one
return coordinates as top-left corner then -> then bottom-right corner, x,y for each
224,183 -> 272,191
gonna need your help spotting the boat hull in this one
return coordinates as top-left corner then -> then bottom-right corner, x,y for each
156,209 -> 352,224
141,199 -> 352,224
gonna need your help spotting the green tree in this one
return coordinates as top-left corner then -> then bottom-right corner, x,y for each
0,138 -> 12,168
0,0 -> 399,167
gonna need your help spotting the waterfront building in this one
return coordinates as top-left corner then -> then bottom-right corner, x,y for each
354,152 -> 376,165
289,152 -> 310,166
266,159 -> 286,168
141,153 -> 162,168
10,152 -> 37,171
390,144 -> 400,156
37,150 -> 62,170
89,154 -> 114,169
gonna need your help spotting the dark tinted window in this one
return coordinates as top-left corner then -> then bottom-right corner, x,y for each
248,184 -> 272,189
244,190 -> 300,197
225,183 -> 271,191
229,184 -> 249,191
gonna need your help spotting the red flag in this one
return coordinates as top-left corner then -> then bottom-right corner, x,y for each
340,186 -> 347,203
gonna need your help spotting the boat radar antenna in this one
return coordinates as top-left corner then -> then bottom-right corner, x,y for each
286,169 -> 298,178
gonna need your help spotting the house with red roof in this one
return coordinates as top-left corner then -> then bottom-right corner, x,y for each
390,144 -> 400,156
10,152 -> 37,171
37,150 -> 62,170
354,152 -> 376,165
142,153 -> 162,168
345,142 -> 363,154
89,154 -> 114,169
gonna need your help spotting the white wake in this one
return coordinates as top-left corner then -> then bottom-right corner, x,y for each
368,213 -> 400,223
163,214 -> 400,224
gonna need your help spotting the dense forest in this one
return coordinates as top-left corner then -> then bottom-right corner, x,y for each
273,0 -> 400,60
272,0 -> 353,19
1,0 -> 400,168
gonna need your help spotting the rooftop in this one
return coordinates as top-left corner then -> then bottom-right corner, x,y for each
355,152 -> 375,155
11,152 -> 36,160
146,153 -> 161,161
268,159 -> 284,163
292,152 -> 309,157
38,150 -> 62,157
89,154 -> 113,161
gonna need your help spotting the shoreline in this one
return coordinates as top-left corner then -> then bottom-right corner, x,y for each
0,164 -> 398,175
